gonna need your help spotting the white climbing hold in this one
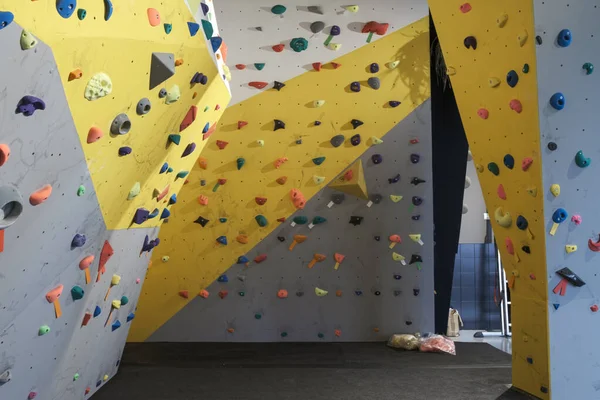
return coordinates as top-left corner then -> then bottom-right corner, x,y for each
314,100 -> 325,108
465,176 -> 471,188
84,73 -> 113,101
328,43 -> 342,51
20,29 -> 38,50
165,85 -> 180,104
387,60 -> 400,69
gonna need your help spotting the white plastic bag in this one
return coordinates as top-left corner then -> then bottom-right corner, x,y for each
387,334 -> 420,351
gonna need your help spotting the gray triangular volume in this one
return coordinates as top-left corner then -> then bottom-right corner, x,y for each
149,52 -> 175,90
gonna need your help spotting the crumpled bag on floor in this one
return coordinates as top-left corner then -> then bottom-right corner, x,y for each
387,334 -> 420,350
418,334 -> 456,355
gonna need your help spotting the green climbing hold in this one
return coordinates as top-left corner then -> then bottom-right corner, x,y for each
583,62 -> 594,75
254,63 -> 266,71
77,9 -> 87,20
176,170 -> 189,179
522,63 -> 530,73
237,157 -> 245,170
219,218 -> 227,223
164,23 -> 172,34
201,20 -> 214,40
290,37 -> 308,52
77,185 -> 86,196
39,325 -> 50,336
73,373 -> 80,381
317,332 -> 324,338
487,162 -> 500,176
271,4 -> 286,14
575,150 -> 591,168
255,215 -> 268,227
204,105 -> 210,112
120,295 -> 129,305
281,332 -> 288,338
167,167 -> 174,173
312,216 -> 327,225
168,134 -> 181,145
293,216 -> 308,225
255,313 -> 262,320
239,291 -> 245,297
71,286 -> 84,300
312,156 -> 326,166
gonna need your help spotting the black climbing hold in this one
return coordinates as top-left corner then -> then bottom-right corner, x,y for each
464,36 -> 477,50
393,290 -> 402,296
389,101 -> 401,107
410,154 -> 420,164
409,254 -> 422,264
516,215 -> 528,230
535,35 -> 543,45
369,63 -> 379,73
274,119 -> 285,131
412,196 -> 423,206
118,146 -> 132,156
273,81 -> 285,91
295,139 -> 302,145
367,77 -> 380,90
413,289 -> 420,296
16,96 -> 46,116
351,119 -> 363,129
527,357 -> 533,364
56,0 -> 77,19
355,290 -> 363,296
503,154 -> 515,169
394,274 -> 402,280
557,29 -> 572,47
314,120 -> 321,126
374,290 -> 381,296
522,245 -> 531,254
194,216 -> 209,227
277,236 -> 285,242
371,194 -> 382,204
201,3 -> 209,15
330,135 -> 345,147
296,291 -> 304,297
349,216 -> 363,226
548,142 -> 557,151
522,63 -> 530,73
541,386 -> 548,394
411,177 -> 426,185
374,236 -> 381,241
506,70 -> 519,88
350,81 -> 361,92
350,134 -> 361,146
332,193 -> 345,204
556,267 -> 586,287
372,154 -> 382,164
405,320 -> 413,325
488,162 -> 500,176
388,174 -> 400,184
411,215 -> 421,221
200,180 -> 206,186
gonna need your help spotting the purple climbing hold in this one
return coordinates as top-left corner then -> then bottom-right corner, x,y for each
133,208 -> 150,225
410,154 -> 420,164
16,96 -> 46,116
369,63 -> 379,73
350,134 -> 361,146
118,146 -> 132,156
191,72 -> 208,85
314,120 -> 321,126
330,25 -> 341,35
181,143 -> 196,157
71,234 -> 86,248
350,81 -> 361,92
142,235 -> 160,252
389,101 -> 401,107
388,174 -> 400,184
201,2 -> 209,15
371,154 -> 382,164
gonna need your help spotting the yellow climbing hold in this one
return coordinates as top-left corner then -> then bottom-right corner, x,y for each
392,252 -> 405,263
84,72 -> 113,101
526,186 -> 538,197
344,5 -> 359,12
390,195 -> 403,203
329,43 -> 342,51
20,29 -> 38,50
488,77 -> 501,88
565,245 -> 578,254
314,100 -> 326,108
496,13 -> 508,28
370,136 -> 383,145
550,184 -> 560,197
494,207 -> 512,228
313,176 -> 325,185
222,64 -> 232,81
387,60 -> 400,69
475,164 -> 484,173
161,256 -> 170,262
517,30 -> 529,47
128,182 -> 141,200
315,287 -> 328,297
409,234 -> 422,243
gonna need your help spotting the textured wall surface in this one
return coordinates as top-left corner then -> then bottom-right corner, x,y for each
429,1 -> 550,398
149,101 -> 433,342
131,2 -> 431,341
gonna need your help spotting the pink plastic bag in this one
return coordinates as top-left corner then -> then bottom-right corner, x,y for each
419,335 -> 456,355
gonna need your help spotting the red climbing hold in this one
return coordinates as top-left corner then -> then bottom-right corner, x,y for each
81,312 -> 92,326
97,241 -> 114,283
203,123 -> 217,140
249,81 -> 269,89
255,196 -> 267,205
505,237 -> 514,255
179,290 -> 189,299
591,305 -> 599,312
236,64 -> 246,70
272,44 -> 284,52
276,176 -> 287,185
331,62 -> 341,69
216,140 -> 229,150
410,138 -> 419,144
277,217 -> 286,222
238,120 -> 248,129
254,254 -> 267,263
218,290 -> 228,299
460,3 -> 472,13
157,185 -> 170,202
85,388 -> 91,395
521,157 -> 533,171
343,170 -> 354,181
529,274 -> 536,280
215,104 -> 221,111
362,21 -> 389,35
477,108 -> 489,119
497,184 -> 507,200
509,99 -> 523,114
313,62 -> 322,71
179,105 -> 198,132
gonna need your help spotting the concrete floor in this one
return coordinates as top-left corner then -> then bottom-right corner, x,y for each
452,330 -> 512,354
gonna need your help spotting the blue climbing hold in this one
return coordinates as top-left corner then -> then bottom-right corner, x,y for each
168,134 -> 181,145
127,313 -> 135,322
506,70 -> 519,88
389,101 -> 401,107
93,306 -> 102,317
111,320 -> 121,331
160,208 -> 170,219
516,215 -> 528,230
355,290 -> 363,296
188,22 -> 200,37
237,256 -> 249,264
557,29 -> 572,47
369,63 -> 379,73
164,23 -> 172,34
56,0 -> 77,19
169,194 -> 177,205
553,304 -> 560,310
71,234 -> 86,248
203,122 -> 210,133
217,236 -> 227,245
201,3 -> 209,15
0,11 -> 14,30
312,157 -> 326,165
219,218 -> 227,223
550,93 -> 565,110
148,208 -> 159,219
160,162 -> 168,173
503,154 -> 514,169
96,380 -> 102,388
118,146 -> 132,156
103,0 -> 113,21
350,82 -> 361,92
218,274 -> 229,283
211,37 -> 223,52
552,208 -> 568,224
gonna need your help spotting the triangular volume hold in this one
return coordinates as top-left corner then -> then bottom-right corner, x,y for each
149,52 -> 175,90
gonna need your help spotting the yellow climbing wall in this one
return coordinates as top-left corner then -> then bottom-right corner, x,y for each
429,1 -> 549,397
3,0 -> 231,230
129,17 -> 431,341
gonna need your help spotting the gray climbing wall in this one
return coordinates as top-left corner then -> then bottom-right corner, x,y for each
149,100 -> 433,342
535,1 -> 600,398
0,24 -> 158,400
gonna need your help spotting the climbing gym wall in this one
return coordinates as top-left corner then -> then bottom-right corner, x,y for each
0,1 -> 229,399
130,1 -> 432,342
459,150 -> 487,243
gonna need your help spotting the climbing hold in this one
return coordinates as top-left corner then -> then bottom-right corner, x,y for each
497,184 -> 507,200
77,185 -> 85,197
313,176 -> 325,184
517,30 -> 529,47
477,108 -> 489,119
0,11 -> 14,31
310,21 -> 325,34
516,215 -> 528,230
571,214 -> 582,225
314,100 -> 325,108
71,285 -> 84,300
372,154 -> 382,164
271,4 -> 286,14
160,208 -> 170,220
290,37 -> 308,52
463,36 -> 477,50
181,143 -> 196,158
110,114 -> 131,135
274,157 -> 289,169
331,62 -> 342,69
459,3 -> 472,13
410,154 -> 420,164
272,44 -> 285,52
20,30 -> 38,50
133,208 -> 149,225
158,88 -> 167,98
550,93 -> 565,110
411,178 -> 426,186
495,208 -> 512,228
84,72 -> 113,100
557,29 -> 572,47
351,119 -> 364,129
276,176 -> 288,185
315,287 -> 328,297
324,25 -> 340,47
496,13 -> 508,28
211,37 -> 223,52
488,77 -> 501,88
72,234 -> 86,248
194,216 -> 209,227
103,0 -> 113,20
488,162 -> 500,176
330,135 -> 345,147
274,119 -> 286,131
118,147 -> 132,156
16,96 -> 46,116
56,0 -> 77,18
583,62 -> 594,75
253,62 -> 266,71
350,134 -> 361,146
410,254 -> 422,265
547,142 -> 558,152
349,216 -> 363,226
367,77 -> 380,90
165,85 -> 181,104
135,98 -> 152,116
522,63 -> 530,74
149,52 -> 175,91
362,21 -> 389,37
506,70 -> 519,88
332,193 -> 345,205
167,134 -> 181,146
575,150 -> 591,168
509,99 -> 523,113
164,23 -> 172,34
388,174 -> 400,184
185,21 -> 201,37
503,154 -> 514,169
565,244 -> 578,254
216,236 -> 227,245
255,215 -> 268,227
29,184 -> 52,206
159,163 -> 169,174
312,156 -> 326,166
350,81 -> 361,92
549,183 -> 561,198
371,136 -> 383,145
522,246 -> 531,254
389,101 -> 401,108
273,81 -> 286,91
369,62 -> 380,73
147,8 -> 160,26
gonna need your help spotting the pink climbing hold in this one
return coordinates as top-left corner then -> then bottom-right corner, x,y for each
509,99 -> 523,113
28,392 -> 37,400
147,8 -> 161,27
460,3 -> 472,13
216,140 -> 229,150
215,104 -> 221,111
477,108 -> 489,119
136,278 -> 141,284
591,305 -> 599,312
571,214 -> 582,225
497,184 -> 506,200
521,157 -> 533,171
198,195 -> 209,205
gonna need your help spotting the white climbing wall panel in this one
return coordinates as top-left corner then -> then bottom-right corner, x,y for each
215,0 -> 429,105
460,151 -> 487,243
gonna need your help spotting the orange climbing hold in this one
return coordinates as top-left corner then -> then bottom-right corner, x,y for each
0,144 -> 9,166
29,184 -> 52,206
198,157 -> 208,169
236,234 -> 249,244
147,8 -> 161,26
203,123 -> 217,140
331,62 -> 341,69
179,290 -> 189,299
227,328 -> 235,333
236,64 -> 246,70
276,176 -> 287,185
254,254 -> 267,263
336,290 -> 343,297
180,105 -> 198,132
308,253 -> 326,268
68,69 -> 83,81
249,81 -> 268,89
216,140 -> 229,150
238,120 -> 248,129
255,197 -> 267,205
505,237 -> 514,255
272,44 -> 285,52
79,255 -> 94,283
289,234 -> 307,251
198,290 -> 209,298
220,41 -> 228,62
343,170 -> 354,181
362,21 -> 389,35
97,240 -> 114,282
156,185 -> 170,202
277,289 -> 288,299
175,59 -> 184,66
277,217 -> 286,222
198,195 -> 209,206
86,126 -> 103,144
313,62 -> 322,71
274,157 -> 288,169
334,329 -> 342,337
290,189 -> 306,209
